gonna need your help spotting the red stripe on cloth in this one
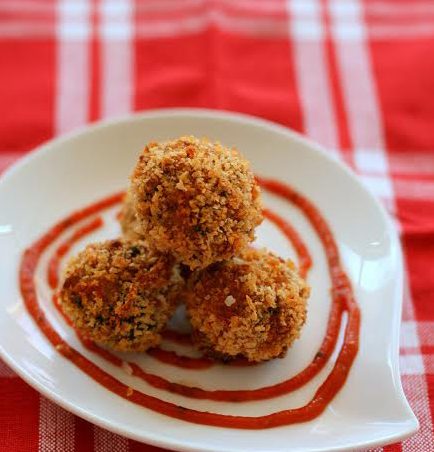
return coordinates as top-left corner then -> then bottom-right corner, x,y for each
395,199 -> 434,235
129,438 -> 167,452
74,416 -> 95,452
400,197 -> 434,260
134,32 -> 211,110
0,39 -> 54,151
402,220 -> 434,427
0,378 -> 40,451
384,444 -> 402,452
369,38 -> 434,153
199,30 -> 304,131
383,443 -> 402,452
428,374 -> 434,407
134,11 -> 303,131
423,356 -> 434,375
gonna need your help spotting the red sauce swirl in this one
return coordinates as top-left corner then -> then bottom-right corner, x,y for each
19,180 -> 360,429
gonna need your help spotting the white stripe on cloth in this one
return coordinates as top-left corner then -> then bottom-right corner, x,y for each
401,375 -> 434,451
0,23 -> 54,38
327,0 -> 395,202
389,152 -> 434,176
401,321 -> 422,349
324,0 -> 396,218
0,2 -> 55,13
366,1 -> 434,17
2,0 -> 434,17
393,178 -> 434,201
369,23 -> 434,40
38,397 -> 75,452
400,354 -> 425,375
325,6 -> 431,450
286,0 -> 340,158
94,426 -> 129,452
399,255 -> 429,438
361,174 -> 434,201
55,0 -> 91,135
42,4 -> 89,444
100,0 -> 134,119
402,260 -> 417,323
1,15 -> 434,40
330,6 -> 433,450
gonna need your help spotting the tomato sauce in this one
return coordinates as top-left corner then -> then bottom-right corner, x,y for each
19,180 -> 360,428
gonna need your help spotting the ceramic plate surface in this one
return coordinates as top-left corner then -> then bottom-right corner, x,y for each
0,109 -> 418,451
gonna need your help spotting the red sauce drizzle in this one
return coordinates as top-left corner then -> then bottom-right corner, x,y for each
19,181 -> 360,429
161,329 -> 193,346
263,208 -> 312,279
46,206 -> 314,373
147,348 -> 214,370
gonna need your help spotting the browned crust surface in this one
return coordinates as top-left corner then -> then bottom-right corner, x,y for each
185,248 -> 310,362
59,239 -> 184,352
130,136 -> 263,269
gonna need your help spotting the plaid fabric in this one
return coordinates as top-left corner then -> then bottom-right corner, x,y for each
1,0 -> 433,451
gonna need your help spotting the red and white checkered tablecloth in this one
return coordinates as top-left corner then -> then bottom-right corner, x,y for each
1,0 -> 433,451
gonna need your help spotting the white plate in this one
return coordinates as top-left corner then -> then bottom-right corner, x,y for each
0,109 -> 418,452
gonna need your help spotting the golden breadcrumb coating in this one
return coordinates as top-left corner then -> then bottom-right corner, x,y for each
130,136 -> 263,269
59,239 -> 184,352
119,191 -> 144,241
185,248 -> 310,362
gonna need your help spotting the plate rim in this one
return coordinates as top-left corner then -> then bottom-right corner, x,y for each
0,108 -> 419,451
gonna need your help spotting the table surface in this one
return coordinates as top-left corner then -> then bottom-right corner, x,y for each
1,1 -> 433,451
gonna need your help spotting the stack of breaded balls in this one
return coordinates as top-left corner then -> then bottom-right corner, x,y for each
59,136 -> 310,362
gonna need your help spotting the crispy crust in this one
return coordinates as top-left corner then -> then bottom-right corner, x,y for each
185,248 -> 310,362
130,136 -> 263,269
119,191 -> 144,241
59,239 -> 184,352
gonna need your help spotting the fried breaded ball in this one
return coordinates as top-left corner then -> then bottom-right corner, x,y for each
130,136 -> 263,269
185,248 -> 310,362
119,191 -> 144,241
59,239 -> 183,352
